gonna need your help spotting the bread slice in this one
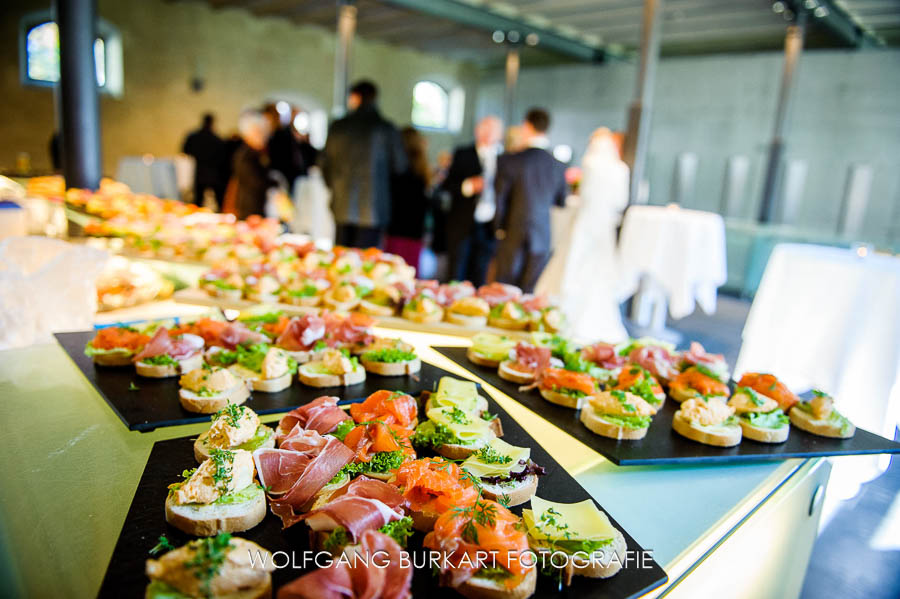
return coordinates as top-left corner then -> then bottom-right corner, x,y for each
435,438 -> 489,460
738,419 -> 790,443
539,387 -> 583,409
208,287 -> 244,301
145,579 -> 272,599
281,293 -> 321,307
403,308 -> 444,324
164,487 -> 266,536
445,312 -> 488,328
497,361 -> 534,385
194,425 -> 275,462
246,292 -> 279,303
467,347 -> 503,368
91,349 -> 135,367
479,474 -> 538,507
358,300 -> 397,316
531,528 -> 627,581
672,411 -> 742,447
298,364 -> 366,388
179,383 -> 251,414
669,385 -> 700,403
457,565 -> 536,599
248,373 -> 292,393
281,349 -> 314,364
360,357 -> 421,376
323,296 -> 360,312
487,316 -> 529,331
136,353 -> 204,378
580,408 -> 649,440
789,407 -> 856,439
411,509 -> 440,532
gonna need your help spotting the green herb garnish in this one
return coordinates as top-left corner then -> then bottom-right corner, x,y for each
475,445 -> 513,465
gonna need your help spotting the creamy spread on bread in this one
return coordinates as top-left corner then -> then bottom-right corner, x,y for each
261,348 -> 290,378
500,302 -> 526,320
180,367 -> 240,394
321,348 -> 354,375
146,537 -> 274,597
450,296 -> 489,316
728,389 -> 778,414
680,397 -> 735,426
414,297 -> 439,314
589,390 -> 657,416
332,283 -> 357,303
809,394 -> 834,419
207,406 -> 260,448
175,449 -> 255,504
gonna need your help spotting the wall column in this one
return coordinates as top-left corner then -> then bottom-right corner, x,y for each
331,0 -> 357,118
623,0 -> 663,205
55,0 -> 102,190
503,48 -> 520,127
758,11 -> 807,222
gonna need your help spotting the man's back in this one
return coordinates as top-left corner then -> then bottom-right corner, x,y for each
322,106 -> 406,228
183,128 -> 223,184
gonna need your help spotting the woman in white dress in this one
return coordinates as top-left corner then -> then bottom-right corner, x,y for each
537,128 -> 629,342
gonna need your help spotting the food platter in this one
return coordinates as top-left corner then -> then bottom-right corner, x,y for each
55,330 -> 442,432
97,383 -> 668,599
435,346 -> 900,466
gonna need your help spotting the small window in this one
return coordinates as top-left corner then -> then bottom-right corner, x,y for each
412,81 -> 449,130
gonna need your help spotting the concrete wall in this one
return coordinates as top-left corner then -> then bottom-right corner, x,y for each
0,0 -> 477,175
475,49 -> 900,245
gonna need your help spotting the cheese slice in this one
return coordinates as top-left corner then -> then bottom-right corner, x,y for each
523,497 -> 618,542
431,377 -> 484,414
426,406 -> 492,442
461,438 -> 530,478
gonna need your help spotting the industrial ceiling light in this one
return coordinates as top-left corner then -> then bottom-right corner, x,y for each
804,0 -> 817,9
507,30 -> 521,43
772,1 -> 785,14
492,29 -> 505,43
814,6 -> 829,17
525,32 -> 539,46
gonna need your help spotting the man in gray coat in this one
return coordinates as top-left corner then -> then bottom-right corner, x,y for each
321,80 -> 407,249
493,108 -> 568,293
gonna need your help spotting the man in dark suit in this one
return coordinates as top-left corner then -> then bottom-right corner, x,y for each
441,116 -> 503,285
493,108 -> 567,293
320,80 -> 407,249
182,113 -> 225,206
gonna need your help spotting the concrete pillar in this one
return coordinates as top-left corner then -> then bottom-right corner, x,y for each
332,0 -> 357,118
503,48 -> 520,128
55,0 -> 102,190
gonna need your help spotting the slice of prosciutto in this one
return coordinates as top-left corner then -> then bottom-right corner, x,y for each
132,328 -> 204,362
435,281 -> 475,307
277,396 -> 351,441
276,530 -> 412,599
512,342 -> 551,374
477,282 -> 522,306
628,345 -> 679,382
583,342 -> 627,370
520,294 -> 549,312
298,477 -> 408,541
276,315 -> 327,351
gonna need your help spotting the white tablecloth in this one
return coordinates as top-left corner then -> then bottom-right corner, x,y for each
619,205 -> 727,319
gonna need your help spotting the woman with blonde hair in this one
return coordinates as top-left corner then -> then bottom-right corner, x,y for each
385,127 -> 431,269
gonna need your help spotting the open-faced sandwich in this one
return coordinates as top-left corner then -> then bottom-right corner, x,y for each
789,390 -> 856,439
338,390 -> 419,480
728,386 -> 790,443
580,341 -> 628,380
280,276 -> 328,307
401,293 -> 444,324
272,314 -> 327,364
133,327 -> 205,378
194,404 -> 275,462
523,497 -> 627,585
422,377 -> 500,431
445,296 -> 491,328
679,341 -> 731,383
580,389 -> 657,440
669,365 -> 730,403
165,449 -> 266,536
390,457 -> 479,531
620,339 -> 680,386
208,343 -> 296,392
538,367 -> 597,409
236,308 -> 290,342
358,284 -> 403,316
201,270 -> 245,301
359,338 -> 421,376
498,342 -> 552,385
612,365 -> 666,410
179,364 -> 251,414
145,534 -> 274,599
244,273 -> 282,303
736,372 -> 800,412
424,498 -> 536,599
531,305 -> 564,333
84,325 -> 151,366
460,438 -> 545,506
672,396 -> 742,447
414,379 -> 498,460
488,300 -> 531,331
467,332 -> 517,368
297,348 -> 366,387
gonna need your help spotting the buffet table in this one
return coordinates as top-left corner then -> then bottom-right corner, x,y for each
0,302 -> 830,599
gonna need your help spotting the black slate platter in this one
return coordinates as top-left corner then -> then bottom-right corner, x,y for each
435,346 -> 900,466
55,330 -> 446,432
97,384 -> 668,598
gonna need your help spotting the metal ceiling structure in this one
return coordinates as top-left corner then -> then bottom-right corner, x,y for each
197,0 -> 900,64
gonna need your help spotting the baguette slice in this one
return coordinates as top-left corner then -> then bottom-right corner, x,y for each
531,528 -> 627,580
738,419 -> 790,443
358,300 -> 397,316
298,364 -> 366,388
248,373 -> 293,393
246,292 -> 279,303
497,360 -> 535,384
434,437 -> 490,461
91,349 -> 135,367
539,387 -> 583,410
281,293 -> 322,307
146,579 -> 272,599
789,407 -> 856,439
323,296 -> 360,312
360,357 -> 421,376
410,509 -> 440,532
467,347 -> 503,368
280,349 -> 315,365
179,382 -> 251,414
445,312 -> 488,328
457,566 -> 536,599
194,425 -> 275,462
672,411 -> 742,447
164,486 -> 266,536
487,315 -> 530,331
403,308 -> 444,324
479,474 -> 538,507
208,287 -> 244,301
136,352 -> 204,378
580,408 -> 649,440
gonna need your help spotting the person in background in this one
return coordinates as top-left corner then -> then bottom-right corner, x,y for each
441,115 -> 503,286
226,110 -> 275,219
385,127 -> 430,269
291,107 -> 319,177
264,103 -> 305,192
182,113 -> 224,206
493,108 -> 567,293
320,80 -> 407,249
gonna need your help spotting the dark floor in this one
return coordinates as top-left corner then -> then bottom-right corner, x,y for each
627,294 -> 900,599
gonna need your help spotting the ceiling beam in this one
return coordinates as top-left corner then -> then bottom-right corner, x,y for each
378,0 -> 605,62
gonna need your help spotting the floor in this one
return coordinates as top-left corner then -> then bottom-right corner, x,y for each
627,294 -> 900,599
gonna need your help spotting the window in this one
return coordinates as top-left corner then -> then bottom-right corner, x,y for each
19,12 -> 123,96
411,80 -> 465,132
